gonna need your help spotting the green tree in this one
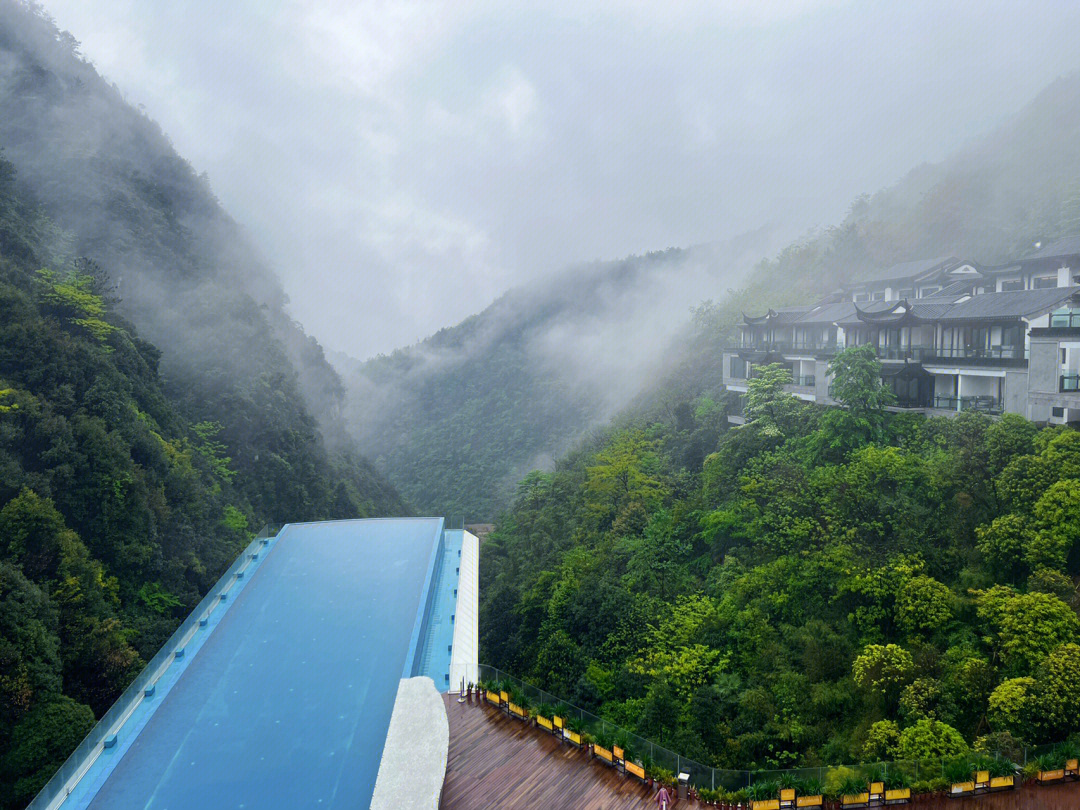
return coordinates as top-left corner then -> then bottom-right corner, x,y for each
743,363 -> 801,438
862,719 -> 901,761
1038,643 -> 1080,739
825,344 -> 896,444
987,677 -> 1039,741
896,718 -> 969,760
974,586 -> 1080,674
894,575 -> 951,637
852,644 -> 914,703
1,696 -> 95,807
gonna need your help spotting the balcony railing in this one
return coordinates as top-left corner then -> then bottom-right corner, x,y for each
1051,312 -> 1080,329
931,345 -> 1027,360
731,341 -> 840,354
789,375 -> 816,387
877,344 -> 935,361
932,395 -> 1003,414
1061,374 -> 1080,393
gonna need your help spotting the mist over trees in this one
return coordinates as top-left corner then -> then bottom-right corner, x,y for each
0,2 -> 404,523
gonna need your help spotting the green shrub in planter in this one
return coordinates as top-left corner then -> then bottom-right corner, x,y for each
837,776 -> 868,798
987,758 -> 1016,778
799,777 -> 825,797
746,780 -> 779,801
884,770 -> 910,789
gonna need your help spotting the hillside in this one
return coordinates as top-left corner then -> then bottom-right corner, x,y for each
480,352 -> 1080,774
341,232 -> 775,520
0,2 -> 407,522
0,153 -> 268,807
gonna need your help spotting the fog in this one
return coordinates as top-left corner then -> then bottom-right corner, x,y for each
39,0 -> 1080,359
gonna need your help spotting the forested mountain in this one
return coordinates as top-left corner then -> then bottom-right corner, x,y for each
340,232 -> 775,521
0,2 -> 406,522
0,4 -> 406,805
481,354 -> 1080,774
477,74 -> 1080,779
342,73 -> 1080,523
0,154 -> 255,806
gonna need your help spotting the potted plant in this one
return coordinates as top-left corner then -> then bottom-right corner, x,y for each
1035,751 -> 1066,784
796,777 -> 824,808
945,759 -> 975,795
1058,741 -> 1080,778
746,779 -> 780,810
883,770 -> 911,803
987,757 -> 1016,790
836,776 -> 868,807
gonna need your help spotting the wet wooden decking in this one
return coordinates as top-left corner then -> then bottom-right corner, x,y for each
440,695 -> 660,809
439,694 -> 1080,809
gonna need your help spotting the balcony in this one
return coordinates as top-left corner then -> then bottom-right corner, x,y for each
1051,312 -> 1080,329
729,341 -> 840,355
876,344 -> 935,362
932,395 -> 1003,414
1061,374 -> 1080,393
789,375 -> 816,388
931,345 -> 1027,361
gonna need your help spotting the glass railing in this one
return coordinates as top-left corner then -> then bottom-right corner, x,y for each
1061,374 -> 1080,392
472,665 -> 1067,794
1050,312 -> 1080,328
26,523 -> 283,810
789,375 -> 816,387
932,395 -> 1003,414
729,341 -> 840,354
932,345 -> 1026,360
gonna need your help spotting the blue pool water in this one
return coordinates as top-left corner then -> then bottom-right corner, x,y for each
81,518 -> 450,810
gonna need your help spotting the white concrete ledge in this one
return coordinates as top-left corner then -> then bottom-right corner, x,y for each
370,677 -> 449,810
449,530 -> 479,690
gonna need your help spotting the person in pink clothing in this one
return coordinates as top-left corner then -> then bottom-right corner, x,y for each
654,785 -> 672,809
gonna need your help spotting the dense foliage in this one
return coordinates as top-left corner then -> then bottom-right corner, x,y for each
0,3 -> 406,524
480,352 -> 1080,772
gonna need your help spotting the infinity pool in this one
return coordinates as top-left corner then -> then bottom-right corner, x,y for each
71,518 -> 452,810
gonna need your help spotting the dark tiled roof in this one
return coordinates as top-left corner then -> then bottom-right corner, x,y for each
851,256 -> 957,285
935,286 -> 1080,321
1025,235 -> 1080,262
741,287 -> 1080,328
928,280 -> 975,300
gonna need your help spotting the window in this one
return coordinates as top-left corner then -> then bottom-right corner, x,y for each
1033,276 -> 1057,289
1063,349 -> 1068,365
1053,407 -> 1065,418
897,288 -> 913,299
999,279 -> 1024,292
920,286 -> 940,297
870,290 -> 885,301
854,292 -> 871,303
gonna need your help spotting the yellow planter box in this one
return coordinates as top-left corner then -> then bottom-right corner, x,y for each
536,715 -> 553,731
796,796 -> 822,808
869,781 -> 884,795
564,729 -> 582,745
751,800 -> 779,810
780,788 -> 796,801
841,794 -> 868,806
612,745 -> 624,760
885,788 -> 910,800
975,770 -> 989,785
508,702 -> 527,718
1067,758 -> 1079,775
594,745 -> 613,763
499,690 -> 509,703
485,690 -> 501,705
553,715 -> 565,729
1037,769 -> 1064,782
989,775 -> 1014,789
625,761 -> 645,780
951,781 -> 974,794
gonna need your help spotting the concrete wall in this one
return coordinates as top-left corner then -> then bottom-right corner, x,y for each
1004,369 -> 1029,416
448,531 -> 479,690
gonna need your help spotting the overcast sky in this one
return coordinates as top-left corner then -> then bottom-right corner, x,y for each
41,0 -> 1080,358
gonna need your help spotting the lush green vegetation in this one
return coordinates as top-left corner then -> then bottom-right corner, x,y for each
0,153 -> 402,808
480,349 -> 1080,773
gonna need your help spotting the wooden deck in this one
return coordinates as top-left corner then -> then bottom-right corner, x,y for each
440,695 -> 659,809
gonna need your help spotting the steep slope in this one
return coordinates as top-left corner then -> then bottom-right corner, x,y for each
0,2 -> 407,521
341,232 -> 775,520
0,154 -> 265,808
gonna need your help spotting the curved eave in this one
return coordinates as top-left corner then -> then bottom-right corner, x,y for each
742,309 -> 776,325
